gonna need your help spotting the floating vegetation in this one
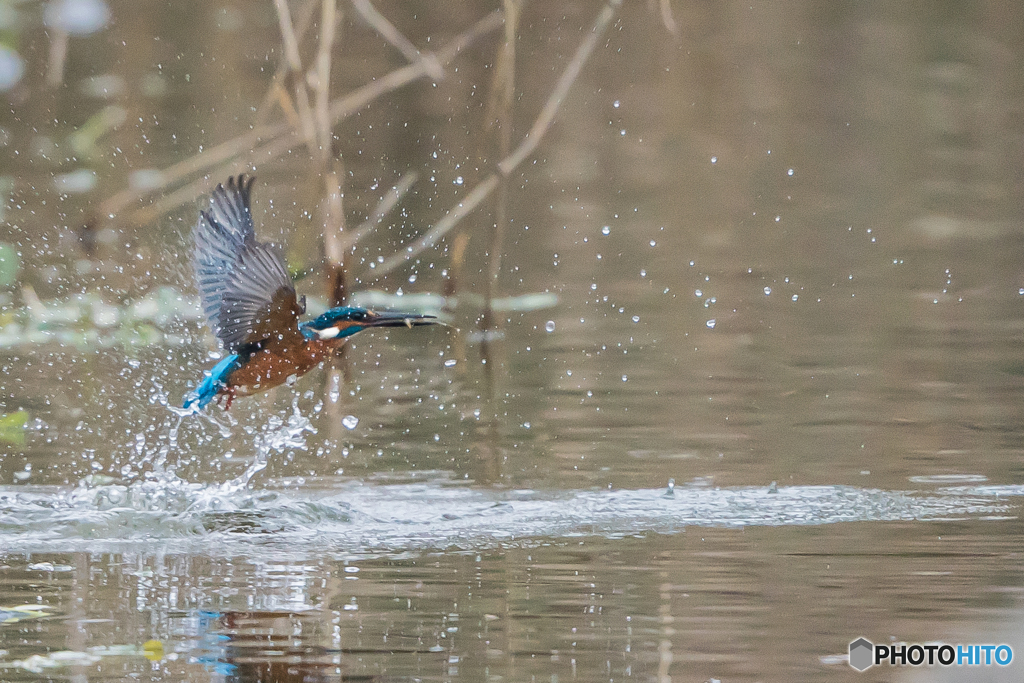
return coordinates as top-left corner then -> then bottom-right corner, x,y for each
0,286 -> 556,352
1,639 -> 163,674
0,286 -> 201,350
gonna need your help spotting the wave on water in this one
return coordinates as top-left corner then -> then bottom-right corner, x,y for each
0,474 -> 1018,557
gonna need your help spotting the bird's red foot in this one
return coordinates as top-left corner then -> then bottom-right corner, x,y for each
216,387 -> 237,411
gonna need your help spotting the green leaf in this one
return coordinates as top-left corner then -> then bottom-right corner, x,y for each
0,409 -> 28,445
0,242 -> 19,286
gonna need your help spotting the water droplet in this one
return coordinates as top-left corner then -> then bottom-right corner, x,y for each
621,375 -> 628,382
706,319 -> 717,329
695,289 -> 703,298
408,274 -> 417,283
341,415 -> 359,430
454,176 -> 464,185
613,100 -> 620,108
792,294 -> 799,302
545,320 -> 556,332
523,421 -> 531,429
787,168 -> 794,176
764,287 -> 772,296
649,240 -> 656,247
774,215 -> 781,222
710,156 -> 717,164
631,315 -> 640,323
601,225 -> 610,235
444,359 -> 457,368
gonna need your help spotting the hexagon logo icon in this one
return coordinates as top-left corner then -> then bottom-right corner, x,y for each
849,637 -> 874,671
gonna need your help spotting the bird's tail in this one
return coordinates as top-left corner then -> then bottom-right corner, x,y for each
183,354 -> 241,411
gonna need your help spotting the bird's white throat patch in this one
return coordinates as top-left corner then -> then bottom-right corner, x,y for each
316,326 -> 341,340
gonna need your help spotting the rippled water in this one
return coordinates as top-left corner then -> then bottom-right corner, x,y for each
2,475 -> 1017,555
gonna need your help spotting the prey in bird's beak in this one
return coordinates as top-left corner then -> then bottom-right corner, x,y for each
363,310 -> 437,329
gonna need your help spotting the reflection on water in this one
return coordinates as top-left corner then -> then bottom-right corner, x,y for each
1,519 -> 1022,682
2,0 -> 1024,680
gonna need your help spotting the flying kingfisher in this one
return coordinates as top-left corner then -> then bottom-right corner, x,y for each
183,174 -> 436,411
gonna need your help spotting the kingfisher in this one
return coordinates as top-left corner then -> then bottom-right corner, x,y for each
183,174 -> 436,411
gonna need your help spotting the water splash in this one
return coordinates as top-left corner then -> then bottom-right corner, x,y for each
0,478 -> 1017,557
223,399 -> 316,493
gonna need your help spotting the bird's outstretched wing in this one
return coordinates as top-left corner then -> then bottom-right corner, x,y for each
193,174 -> 305,354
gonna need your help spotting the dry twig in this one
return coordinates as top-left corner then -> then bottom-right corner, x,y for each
374,0 -> 622,278
273,0 -> 317,146
351,0 -> 444,80
100,10 -> 503,225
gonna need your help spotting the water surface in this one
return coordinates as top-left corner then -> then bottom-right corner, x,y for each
2,1 -> 1024,681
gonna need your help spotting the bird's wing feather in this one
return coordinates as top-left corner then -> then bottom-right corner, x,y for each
193,174 -> 256,338
217,241 -> 305,354
193,174 -> 304,354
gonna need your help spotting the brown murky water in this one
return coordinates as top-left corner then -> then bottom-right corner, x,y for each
1,1 -> 1023,681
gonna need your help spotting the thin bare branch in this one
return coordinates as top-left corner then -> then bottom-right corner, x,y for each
482,0 -> 521,332
46,29 -> 69,88
659,0 -> 678,35
351,0 -> 444,81
315,0 -> 338,161
103,9 -> 502,225
498,0 -> 619,175
274,0 -> 317,146
328,9 -> 502,122
374,0 -> 620,277
101,8 -> 501,227
274,0 -> 304,71
318,0 -> 347,305
323,165 -> 347,303
336,172 -> 418,254
255,0 -> 319,128
375,175 -> 499,278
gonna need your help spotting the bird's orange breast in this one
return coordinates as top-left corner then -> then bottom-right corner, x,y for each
226,339 -> 336,396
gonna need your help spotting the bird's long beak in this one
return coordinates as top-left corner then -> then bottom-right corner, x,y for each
365,311 -> 438,329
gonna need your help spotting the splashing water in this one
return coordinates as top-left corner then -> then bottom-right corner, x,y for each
0,475 -> 1019,557
223,400 -> 316,493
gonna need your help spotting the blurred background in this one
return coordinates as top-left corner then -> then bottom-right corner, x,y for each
0,1 -> 1023,681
